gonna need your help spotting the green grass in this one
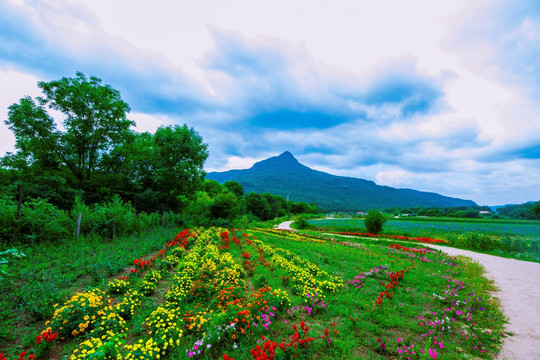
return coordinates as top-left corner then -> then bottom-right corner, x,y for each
0,227 -> 507,360
308,217 -> 540,239
306,217 -> 540,263
0,227 -> 179,353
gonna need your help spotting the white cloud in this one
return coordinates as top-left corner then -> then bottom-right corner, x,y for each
206,155 -> 263,173
1,0 -> 540,205
0,69 -> 43,155
376,169 -> 413,186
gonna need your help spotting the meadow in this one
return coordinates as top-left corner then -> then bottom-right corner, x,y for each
308,218 -> 540,239
307,218 -> 540,262
0,227 -> 506,359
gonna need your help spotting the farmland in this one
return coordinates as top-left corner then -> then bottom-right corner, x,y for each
1,227 -> 505,359
307,218 -> 540,239
307,218 -> 540,263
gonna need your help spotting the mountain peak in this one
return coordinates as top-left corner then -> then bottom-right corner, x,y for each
277,151 -> 297,161
252,151 -> 301,170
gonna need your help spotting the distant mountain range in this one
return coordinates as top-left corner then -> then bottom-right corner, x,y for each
207,151 -> 477,211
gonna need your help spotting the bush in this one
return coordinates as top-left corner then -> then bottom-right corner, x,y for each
364,210 -> 387,234
296,217 -> 308,229
0,195 -> 71,244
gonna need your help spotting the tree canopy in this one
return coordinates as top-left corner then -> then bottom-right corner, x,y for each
2,72 -> 208,212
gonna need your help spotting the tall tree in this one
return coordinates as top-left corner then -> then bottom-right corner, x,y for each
115,126 -> 209,212
152,125 -> 208,211
5,72 -> 133,201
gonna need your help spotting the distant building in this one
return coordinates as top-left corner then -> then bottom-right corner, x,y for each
479,211 -> 491,215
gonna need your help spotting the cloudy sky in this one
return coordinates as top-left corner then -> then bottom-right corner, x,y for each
1,0 -> 540,206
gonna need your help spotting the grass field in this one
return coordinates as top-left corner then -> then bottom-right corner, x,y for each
308,218 -> 540,239
0,227 -> 506,359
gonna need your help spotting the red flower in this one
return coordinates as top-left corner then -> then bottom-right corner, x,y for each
36,334 -> 42,344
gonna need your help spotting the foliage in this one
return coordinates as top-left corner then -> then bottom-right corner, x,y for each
224,181 -> 244,197
364,210 -> 387,234
4,72 -> 133,202
0,195 -> 70,244
296,217 -> 308,230
2,72 -> 209,215
496,201 -> 540,220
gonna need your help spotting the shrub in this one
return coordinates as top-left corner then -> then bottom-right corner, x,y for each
364,210 -> 387,234
0,196 -> 71,243
296,217 -> 308,229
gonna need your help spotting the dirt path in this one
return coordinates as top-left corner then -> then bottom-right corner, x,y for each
277,221 -> 540,360
277,220 -> 294,230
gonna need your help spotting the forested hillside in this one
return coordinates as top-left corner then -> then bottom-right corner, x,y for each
208,151 -> 477,211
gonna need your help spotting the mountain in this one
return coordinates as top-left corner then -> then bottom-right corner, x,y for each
207,151 -> 477,211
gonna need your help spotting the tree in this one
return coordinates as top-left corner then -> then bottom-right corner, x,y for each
204,180 -> 226,198
224,181 -> 244,197
5,72 -> 133,202
211,192 -> 244,221
364,210 -> 387,234
245,192 -> 272,221
151,125 -> 208,211
116,125 -> 209,212
532,202 -> 540,220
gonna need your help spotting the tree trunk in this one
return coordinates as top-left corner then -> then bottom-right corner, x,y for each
76,213 -> 82,238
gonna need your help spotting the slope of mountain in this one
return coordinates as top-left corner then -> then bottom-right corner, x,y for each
207,151 -> 477,211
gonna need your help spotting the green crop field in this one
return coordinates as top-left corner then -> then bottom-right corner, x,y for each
308,218 -> 540,239
307,218 -> 540,262
0,227 -> 506,359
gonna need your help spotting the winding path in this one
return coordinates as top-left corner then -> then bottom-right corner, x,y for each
277,221 -> 540,360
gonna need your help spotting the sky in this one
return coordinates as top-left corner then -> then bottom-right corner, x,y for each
1,0 -> 540,206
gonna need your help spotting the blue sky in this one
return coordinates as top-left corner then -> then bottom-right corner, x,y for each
1,0 -> 540,206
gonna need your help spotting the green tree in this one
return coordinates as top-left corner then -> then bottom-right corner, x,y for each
4,72 -> 133,202
151,125 -> 208,211
224,181 -> 244,197
245,192 -> 272,221
204,180 -> 226,198
82,124 -> 208,212
211,192 -> 244,221
364,210 -> 387,234
531,202 -> 540,220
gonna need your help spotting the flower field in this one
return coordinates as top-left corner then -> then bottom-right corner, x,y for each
1,227 -> 506,359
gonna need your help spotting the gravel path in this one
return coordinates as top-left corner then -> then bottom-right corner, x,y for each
424,244 -> 540,360
277,220 -> 294,230
277,221 -> 540,360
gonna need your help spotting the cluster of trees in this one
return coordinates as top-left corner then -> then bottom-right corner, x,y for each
380,204 -> 540,220
1,72 -> 208,215
380,206 -> 492,219
0,72 -> 318,243
496,201 -> 540,220
185,179 -> 318,227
